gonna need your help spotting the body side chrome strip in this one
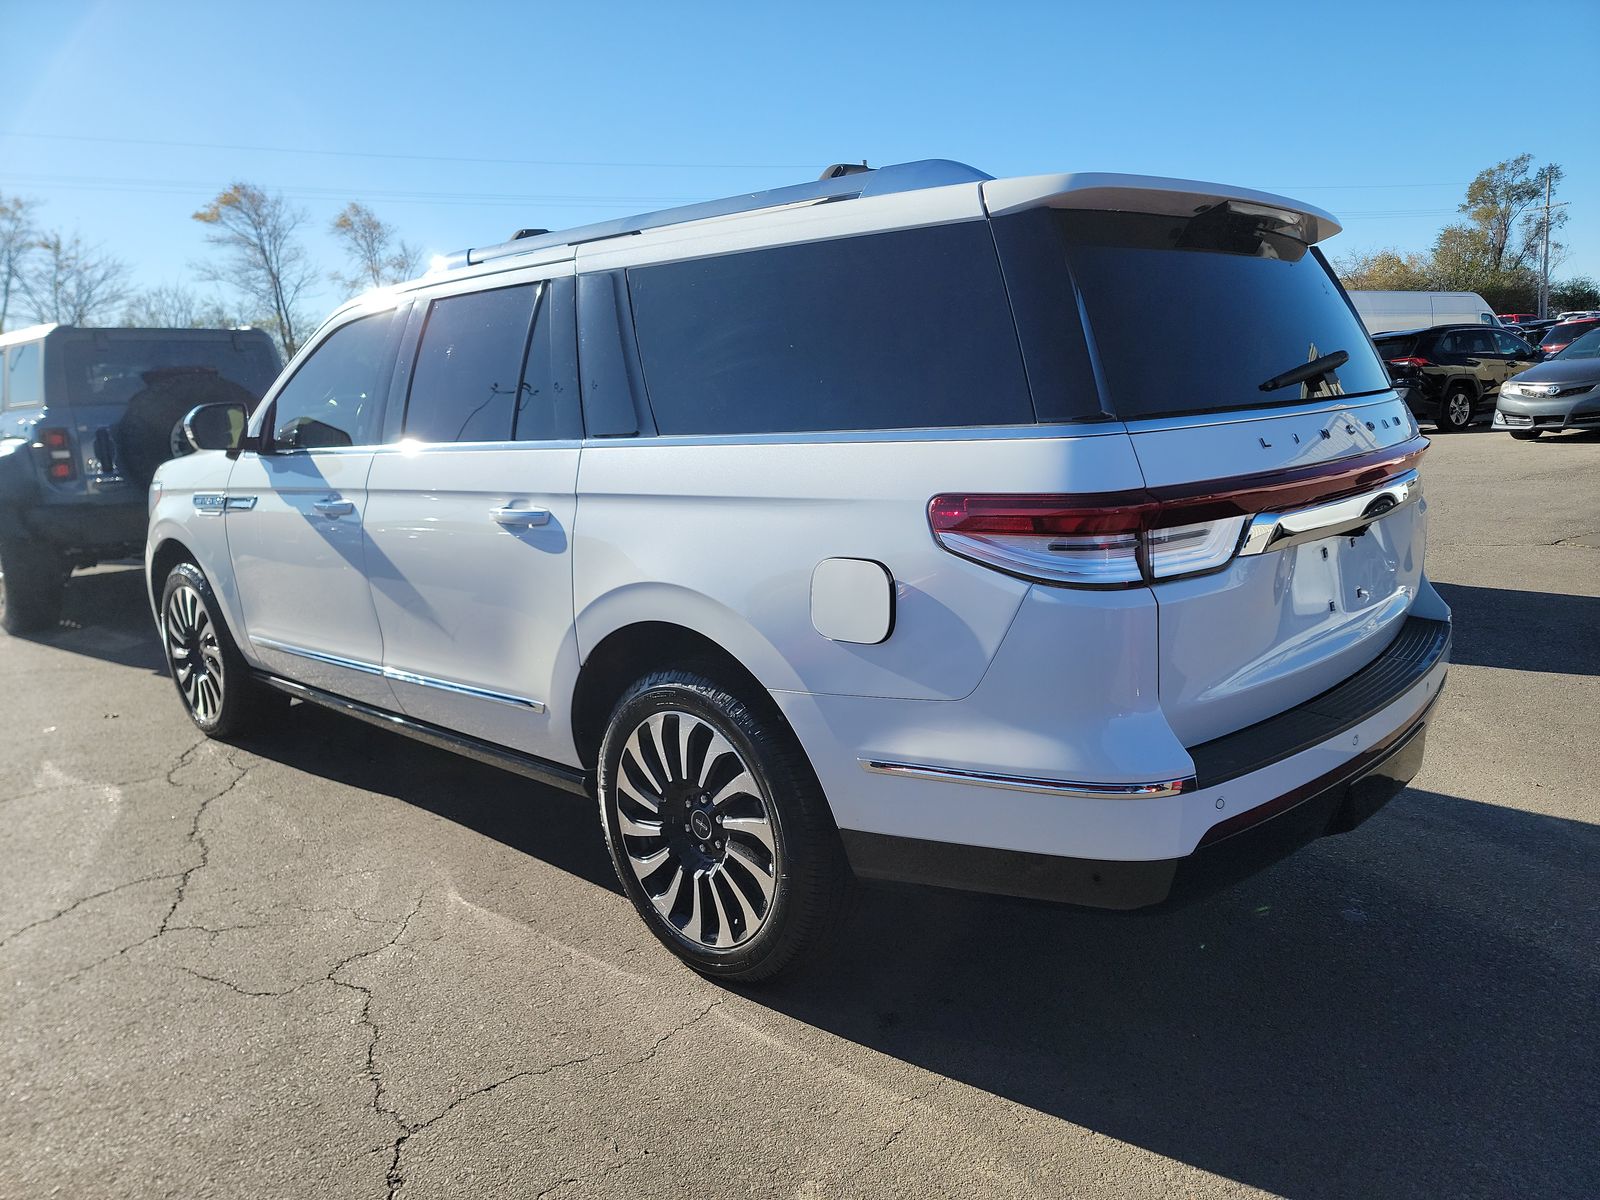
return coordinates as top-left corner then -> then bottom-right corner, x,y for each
249,637 -> 546,712
860,759 -> 1194,800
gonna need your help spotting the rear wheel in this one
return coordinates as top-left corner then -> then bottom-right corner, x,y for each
160,560 -> 284,737
1509,429 -> 1542,441
0,537 -> 65,634
1438,387 -> 1475,431
597,668 -> 852,983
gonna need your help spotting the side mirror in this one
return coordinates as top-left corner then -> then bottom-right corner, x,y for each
174,402 -> 249,456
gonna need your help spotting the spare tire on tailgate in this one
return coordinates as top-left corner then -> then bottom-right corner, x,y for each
114,368 -> 257,488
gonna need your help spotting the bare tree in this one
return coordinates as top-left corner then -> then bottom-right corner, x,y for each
19,232 -> 131,325
120,282 -> 252,329
330,201 -> 421,295
1,195 -> 39,333
193,183 -> 319,355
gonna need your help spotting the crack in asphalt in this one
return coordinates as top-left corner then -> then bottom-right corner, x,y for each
0,872 -> 184,950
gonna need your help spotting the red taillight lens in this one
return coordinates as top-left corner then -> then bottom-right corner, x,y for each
928,494 -> 1246,588
38,428 -> 77,482
1387,357 -> 1431,367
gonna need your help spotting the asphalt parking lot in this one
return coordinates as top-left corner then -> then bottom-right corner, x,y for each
2,427 -> 1596,1199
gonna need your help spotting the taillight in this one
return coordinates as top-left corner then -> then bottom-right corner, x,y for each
1387,356 -> 1431,367
928,494 -> 1247,588
38,428 -> 77,482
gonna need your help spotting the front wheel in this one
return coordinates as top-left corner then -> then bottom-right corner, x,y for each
160,561 -> 284,737
0,536 -> 64,634
597,668 -> 852,983
1437,387 -> 1475,431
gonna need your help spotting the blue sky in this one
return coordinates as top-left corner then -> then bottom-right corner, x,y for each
3,0 -> 1596,320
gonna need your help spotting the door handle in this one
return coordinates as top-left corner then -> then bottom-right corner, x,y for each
1463,358 -> 1481,366
491,504 -> 551,528
312,497 -> 355,518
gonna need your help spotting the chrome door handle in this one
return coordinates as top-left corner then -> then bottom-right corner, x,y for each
491,504 -> 551,528
312,497 -> 355,518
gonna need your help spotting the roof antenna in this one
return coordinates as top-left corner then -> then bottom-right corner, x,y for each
818,161 -> 870,180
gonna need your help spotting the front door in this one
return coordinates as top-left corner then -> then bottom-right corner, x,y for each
362,273 -> 583,763
226,307 -> 403,707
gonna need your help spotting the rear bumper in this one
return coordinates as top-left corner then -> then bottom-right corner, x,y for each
842,699 -> 1434,909
23,495 -> 146,557
834,613 -> 1450,909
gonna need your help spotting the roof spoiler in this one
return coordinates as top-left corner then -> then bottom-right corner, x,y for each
982,172 -> 1343,244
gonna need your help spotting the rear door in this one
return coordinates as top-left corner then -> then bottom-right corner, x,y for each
225,305 -> 404,707
362,267 -> 582,762
992,201 -> 1427,746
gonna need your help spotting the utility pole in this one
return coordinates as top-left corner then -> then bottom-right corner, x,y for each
1537,172 -> 1569,319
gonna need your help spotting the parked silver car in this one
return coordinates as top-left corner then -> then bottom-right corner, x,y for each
1494,328 -> 1600,439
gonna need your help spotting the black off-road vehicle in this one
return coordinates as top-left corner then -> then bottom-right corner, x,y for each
0,325 -> 280,632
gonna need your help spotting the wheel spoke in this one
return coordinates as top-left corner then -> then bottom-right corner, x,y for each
623,727 -> 668,794
617,759 -> 662,814
707,874 -> 737,948
716,866 -> 760,937
696,730 -> 737,789
725,843 -> 775,906
618,809 -> 663,837
710,769 -> 757,808
645,713 -> 676,784
681,870 -> 705,943
723,815 -> 776,860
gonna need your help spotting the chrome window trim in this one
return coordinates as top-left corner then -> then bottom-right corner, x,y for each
249,637 -> 545,712
1238,468 -> 1420,558
859,758 -> 1193,800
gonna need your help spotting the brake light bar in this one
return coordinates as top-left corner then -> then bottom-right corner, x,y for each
38,428 -> 77,483
930,436 -> 1429,588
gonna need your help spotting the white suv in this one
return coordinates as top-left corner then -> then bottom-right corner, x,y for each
147,160 -> 1451,981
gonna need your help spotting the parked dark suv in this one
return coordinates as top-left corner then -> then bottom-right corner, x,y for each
0,324 -> 280,632
1373,323 -> 1539,431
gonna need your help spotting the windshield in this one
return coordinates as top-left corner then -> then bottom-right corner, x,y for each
995,208 -> 1393,421
1554,328 -> 1600,359
61,335 -> 281,409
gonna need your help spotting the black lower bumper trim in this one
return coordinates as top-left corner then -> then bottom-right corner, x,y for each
841,709 -> 1433,912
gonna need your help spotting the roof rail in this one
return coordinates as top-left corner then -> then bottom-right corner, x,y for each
454,158 -> 991,268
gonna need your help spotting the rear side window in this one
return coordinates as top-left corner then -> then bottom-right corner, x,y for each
4,342 -> 44,409
405,284 -> 537,443
627,223 -> 1034,435
1373,335 -> 1417,360
996,208 -> 1393,419
270,311 -> 395,450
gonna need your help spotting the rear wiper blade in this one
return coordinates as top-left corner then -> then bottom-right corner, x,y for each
1259,350 -> 1349,393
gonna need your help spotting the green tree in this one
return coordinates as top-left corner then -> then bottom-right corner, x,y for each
1333,248 -> 1431,291
1550,277 -> 1600,312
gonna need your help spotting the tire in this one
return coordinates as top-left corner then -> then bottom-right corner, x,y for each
159,560 -> 285,738
0,536 -> 65,634
1437,387 -> 1475,431
597,667 -> 852,983
1509,430 -> 1542,441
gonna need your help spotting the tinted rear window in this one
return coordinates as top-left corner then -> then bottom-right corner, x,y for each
1544,321 -> 1598,345
997,208 -> 1392,420
627,222 -> 1034,435
1373,335 -> 1417,359
61,335 -> 280,409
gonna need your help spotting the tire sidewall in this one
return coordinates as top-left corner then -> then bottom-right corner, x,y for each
1440,387 -> 1474,431
597,673 -> 800,978
160,561 -> 236,736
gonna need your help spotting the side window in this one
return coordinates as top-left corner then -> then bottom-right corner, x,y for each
1436,332 -> 1462,355
1465,330 -> 1496,356
626,223 -> 1033,435
515,278 -> 581,441
404,284 -> 537,444
270,312 -> 395,450
4,342 -> 44,409
1494,330 -> 1530,356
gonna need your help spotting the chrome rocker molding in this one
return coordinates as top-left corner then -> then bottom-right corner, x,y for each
250,636 -> 546,711
859,759 -> 1195,800
1239,469 -> 1420,558
256,673 -> 590,797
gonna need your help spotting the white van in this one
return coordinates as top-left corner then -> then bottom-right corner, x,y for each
147,161 -> 1450,981
1349,290 -> 1500,335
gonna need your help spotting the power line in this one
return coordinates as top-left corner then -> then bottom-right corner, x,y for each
0,130 -> 824,172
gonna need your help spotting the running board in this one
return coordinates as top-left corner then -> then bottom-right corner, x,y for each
257,673 -> 592,797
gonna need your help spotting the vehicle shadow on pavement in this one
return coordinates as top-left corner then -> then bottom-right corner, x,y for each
754,791 -> 1599,1197
20,563 -> 167,674
1434,582 -> 1600,676
226,701 -> 623,894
